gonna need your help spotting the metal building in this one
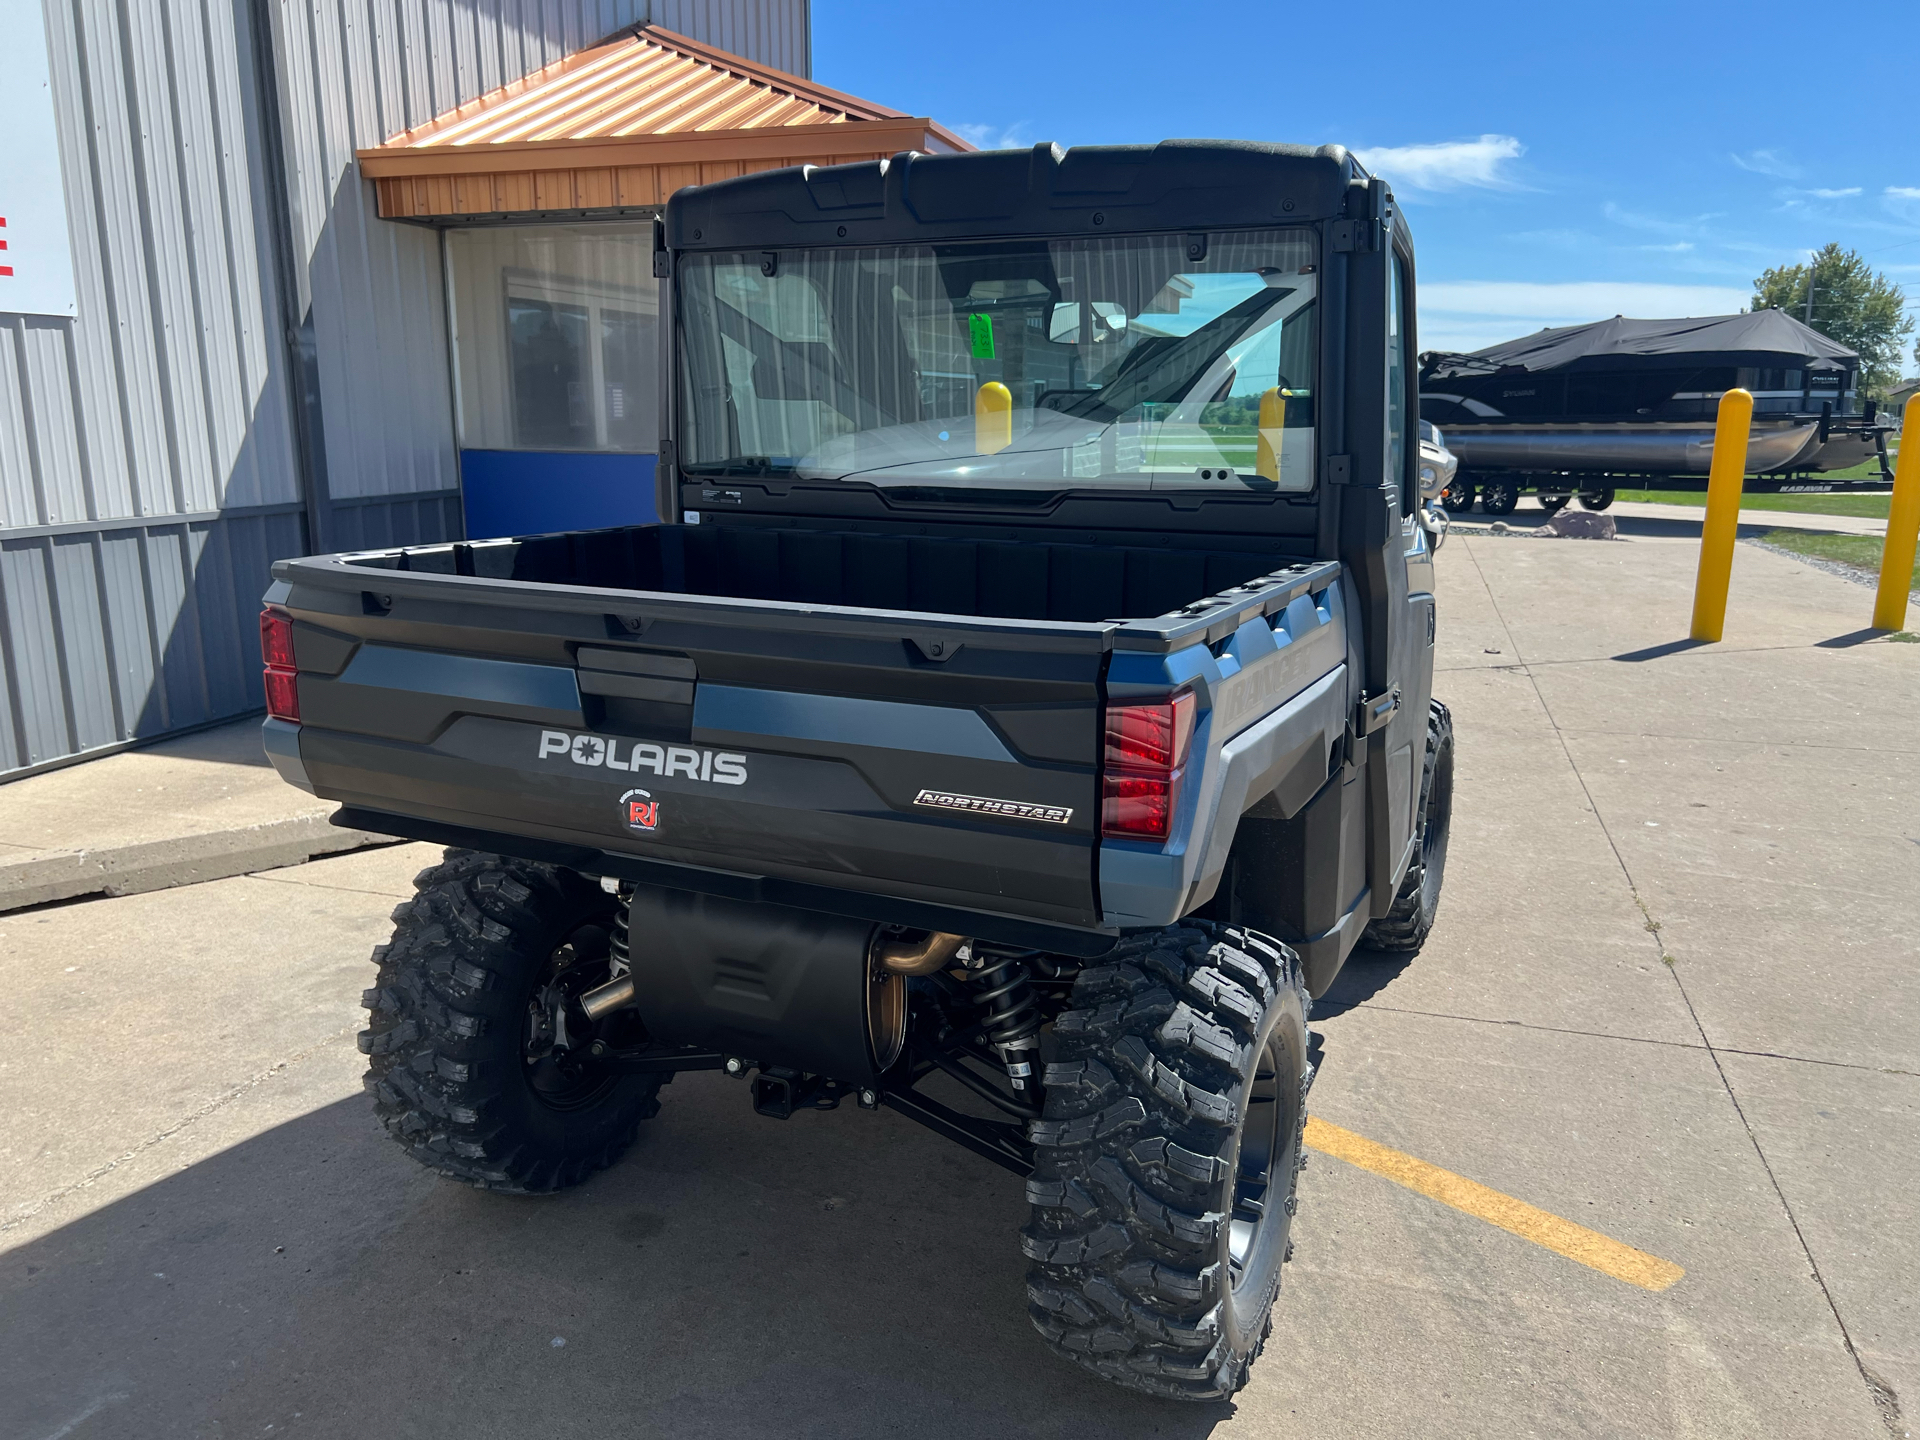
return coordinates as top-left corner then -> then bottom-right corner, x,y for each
0,0 -> 811,779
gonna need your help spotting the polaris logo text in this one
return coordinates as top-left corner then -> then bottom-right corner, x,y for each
537,730 -> 747,784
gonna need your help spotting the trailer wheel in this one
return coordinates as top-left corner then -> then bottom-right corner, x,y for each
359,849 -> 664,1193
1361,700 -> 1455,953
1578,488 -> 1616,511
1441,478 -> 1475,512
1479,480 -> 1518,515
1538,494 -> 1569,514
1023,923 -> 1311,1401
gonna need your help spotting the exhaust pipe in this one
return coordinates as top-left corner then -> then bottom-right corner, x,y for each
875,931 -> 966,976
579,974 -> 636,1021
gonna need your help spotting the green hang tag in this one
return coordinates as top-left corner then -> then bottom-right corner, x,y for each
968,312 -> 996,360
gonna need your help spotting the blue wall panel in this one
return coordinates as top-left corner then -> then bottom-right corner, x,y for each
460,451 -> 659,539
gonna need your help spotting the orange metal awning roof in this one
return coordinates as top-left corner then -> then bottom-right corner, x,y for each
358,24 -> 972,222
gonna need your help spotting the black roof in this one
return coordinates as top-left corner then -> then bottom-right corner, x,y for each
1425,310 -> 1857,379
666,140 -> 1366,251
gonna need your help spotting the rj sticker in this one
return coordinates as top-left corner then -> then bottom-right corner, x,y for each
968,312 -> 995,360
620,788 -> 659,833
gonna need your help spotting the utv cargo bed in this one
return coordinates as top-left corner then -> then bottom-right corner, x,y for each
267,520 -> 1349,951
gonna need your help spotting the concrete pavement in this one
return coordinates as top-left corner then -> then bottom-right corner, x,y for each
0,717 -> 383,912
0,532 -> 1913,1439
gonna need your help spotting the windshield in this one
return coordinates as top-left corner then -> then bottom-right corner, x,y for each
677,230 -> 1317,495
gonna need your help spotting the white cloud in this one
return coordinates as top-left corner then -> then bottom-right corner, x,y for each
1805,187 -> 1862,199
1732,150 -> 1801,179
1510,228 -> 1589,248
1884,188 -> 1920,226
1639,242 -> 1695,253
1418,280 -> 1751,353
1421,280 -> 1751,318
1602,201 -> 1717,240
952,122 -> 1030,151
1353,135 -> 1525,192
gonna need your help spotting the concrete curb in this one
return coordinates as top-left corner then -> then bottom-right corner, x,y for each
0,812 -> 389,913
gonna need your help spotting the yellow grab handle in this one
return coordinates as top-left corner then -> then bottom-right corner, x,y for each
1873,394 -> 1920,631
1255,388 -> 1289,481
1690,388 -> 1753,642
975,381 -> 1012,455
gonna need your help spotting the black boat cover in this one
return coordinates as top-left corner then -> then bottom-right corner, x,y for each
1425,310 -> 1857,377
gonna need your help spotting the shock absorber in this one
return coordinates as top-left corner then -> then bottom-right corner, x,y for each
605,878 -> 633,980
579,880 -> 636,1024
968,943 -> 1043,1095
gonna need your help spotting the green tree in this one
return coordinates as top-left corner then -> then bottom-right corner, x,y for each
1751,243 -> 1913,395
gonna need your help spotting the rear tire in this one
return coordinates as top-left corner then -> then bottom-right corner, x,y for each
1538,493 -> 1569,514
1479,480 -> 1518,515
1441,478 -> 1475,512
359,850 -> 663,1193
1024,923 -> 1311,1400
1578,487 -> 1616,511
1361,700 -> 1455,953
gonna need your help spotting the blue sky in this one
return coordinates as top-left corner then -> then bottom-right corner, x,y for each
814,1 -> 1920,370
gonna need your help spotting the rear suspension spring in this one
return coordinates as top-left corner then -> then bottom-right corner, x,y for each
608,882 -> 634,979
970,944 -> 1044,1094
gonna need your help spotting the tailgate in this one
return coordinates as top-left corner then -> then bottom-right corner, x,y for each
270,555 -> 1110,931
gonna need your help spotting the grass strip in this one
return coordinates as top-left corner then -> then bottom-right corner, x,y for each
1614,489 -> 1893,518
1759,528 -> 1920,591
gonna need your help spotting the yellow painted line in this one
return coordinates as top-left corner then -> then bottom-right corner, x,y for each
1303,1116 -> 1686,1293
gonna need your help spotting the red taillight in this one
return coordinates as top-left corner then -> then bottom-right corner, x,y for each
263,667 -> 300,722
260,609 -> 295,668
1102,689 -> 1197,842
260,608 -> 299,722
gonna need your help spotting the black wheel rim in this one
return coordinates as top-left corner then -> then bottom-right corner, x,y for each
522,922 -> 628,1112
1228,1025 -> 1300,1311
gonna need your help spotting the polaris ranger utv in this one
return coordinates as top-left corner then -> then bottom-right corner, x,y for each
259,140 -> 1453,1400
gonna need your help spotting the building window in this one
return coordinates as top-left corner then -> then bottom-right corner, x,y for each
447,222 -> 659,453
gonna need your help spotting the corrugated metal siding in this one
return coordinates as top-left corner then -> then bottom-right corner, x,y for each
1,0 -> 808,777
327,492 -> 465,552
0,0 -> 307,774
0,510 -> 306,768
654,0 -> 809,77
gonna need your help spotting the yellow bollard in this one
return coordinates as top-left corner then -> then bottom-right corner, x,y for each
975,381 -> 1012,455
1689,388 -> 1753,642
1255,387 -> 1288,482
1872,394 -> 1920,631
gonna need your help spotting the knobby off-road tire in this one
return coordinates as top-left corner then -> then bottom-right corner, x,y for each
359,850 -> 663,1193
1024,923 -> 1312,1400
1360,699 -> 1455,953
